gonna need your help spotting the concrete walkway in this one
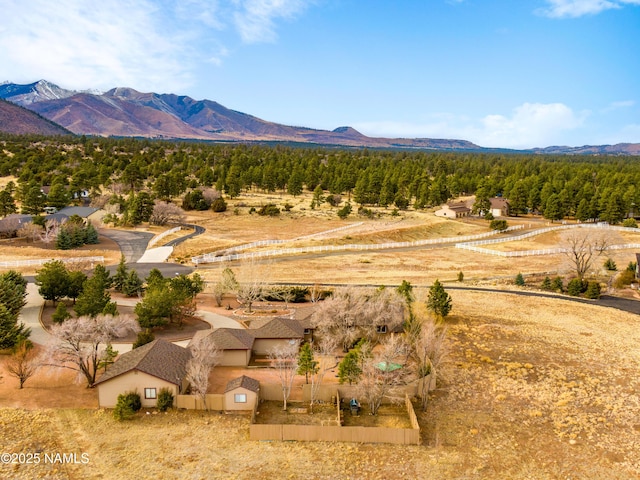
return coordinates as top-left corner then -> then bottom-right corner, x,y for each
136,246 -> 174,263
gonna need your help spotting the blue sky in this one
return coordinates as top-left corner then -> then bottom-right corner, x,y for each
1,0 -> 639,148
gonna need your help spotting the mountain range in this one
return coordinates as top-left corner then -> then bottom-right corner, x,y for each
1,80 -> 639,155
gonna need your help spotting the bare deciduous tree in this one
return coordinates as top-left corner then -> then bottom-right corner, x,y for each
235,261 -> 270,313
564,231 -> 610,279
409,314 -> 448,411
356,335 -> 410,415
40,219 -> 62,244
311,287 -> 406,352
45,314 -> 140,387
6,338 -> 39,389
149,200 -> 186,226
202,187 -> 222,204
186,335 -> 221,410
269,341 -> 300,411
308,337 -> 338,413
17,223 -> 43,243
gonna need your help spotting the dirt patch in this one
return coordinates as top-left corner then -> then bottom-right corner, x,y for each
254,401 -> 339,425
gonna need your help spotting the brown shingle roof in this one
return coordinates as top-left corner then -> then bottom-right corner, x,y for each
251,317 -> 304,339
206,328 -> 255,350
225,375 -> 260,393
94,339 -> 191,386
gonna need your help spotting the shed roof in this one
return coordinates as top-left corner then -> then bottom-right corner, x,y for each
225,375 -> 260,393
94,339 -> 191,386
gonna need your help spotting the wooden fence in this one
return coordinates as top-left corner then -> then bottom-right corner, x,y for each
176,394 -> 225,411
249,390 -> 420,445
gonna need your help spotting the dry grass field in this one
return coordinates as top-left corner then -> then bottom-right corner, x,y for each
2,291 -> 639,479
2,192 -> 640,479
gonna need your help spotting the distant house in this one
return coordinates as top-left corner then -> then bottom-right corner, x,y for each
0,214 -> 33,237
94,339 -> 191,408
489,198 -> 510,218
224,375 -> 260,411
434,202 -> 471,219
57,206 -> 105,225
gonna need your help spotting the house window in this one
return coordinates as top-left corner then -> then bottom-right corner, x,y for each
234,393 -> 247,403
144,388 -> 157,399
376,325 -> 388,334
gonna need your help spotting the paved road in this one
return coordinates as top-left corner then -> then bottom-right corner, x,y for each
163,223 -> 205,247
99,229 -> 154,263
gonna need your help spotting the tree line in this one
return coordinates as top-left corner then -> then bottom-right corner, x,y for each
1,134 -> 640,224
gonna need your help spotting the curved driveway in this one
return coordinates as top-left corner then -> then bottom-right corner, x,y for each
99,229 -> 154,263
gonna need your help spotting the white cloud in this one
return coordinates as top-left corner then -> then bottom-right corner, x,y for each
537,0 -> 640,18
232,0 -> 314,43
0,0 -> 192,92
354,103 -> 588,149
0,0 -> 314,92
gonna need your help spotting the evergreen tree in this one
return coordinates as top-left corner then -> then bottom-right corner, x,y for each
122,270 -> 143,297
515,273 -> 525,286
74,268 -> 111,317
35,260 -> 70,304
112,255 -> 129,293
0,189 -> 17,217
66,270 -> 87,304
426,279 -> 452,319
338,348 -> 362,385
585,281 -> 601,299
55,228 -> 72,250
540,276 -> 552,291
297,342 -> 318,384
0,304 -> 30,350
551,276 -> 564,292
52,302 -> 71,324
85,222 -> 99,244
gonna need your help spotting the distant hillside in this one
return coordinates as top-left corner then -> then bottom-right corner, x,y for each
0,98 -> 71,136
0,81 -> 480,150
1,80 -> 638,154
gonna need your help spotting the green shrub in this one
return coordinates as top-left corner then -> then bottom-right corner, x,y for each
113,391 -> 141,421
603,258 -> 617,271
133,330 -> 155,349
584,281 -> 601,299
156,388 -> 174,412
457,271 -> 464,282
567,278 -> 586,297
551,277 -> 564,292
52,302 -> 71,324
622,218 -> 638,228
211,197 -> 227,212
257,204 -> 280,216
337,203 -> 352,219
614,269 -> 636,289
627,261 -> 637,272
540,276 -> 552,291
515,273 -> 525,286
490,219 -> 508,231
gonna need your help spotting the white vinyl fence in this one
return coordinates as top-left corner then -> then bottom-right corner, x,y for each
0,256 -> 104,268
455,223 -> 640,257
192,225 -> 524,265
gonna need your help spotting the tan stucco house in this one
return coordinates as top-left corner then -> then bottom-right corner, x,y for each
250,317 -> 305,356
489,198 -> 510,218
190,328 -> 255,366
224,375 -> 260,411
94,339 -> 191,408
434,202 -> 471,219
